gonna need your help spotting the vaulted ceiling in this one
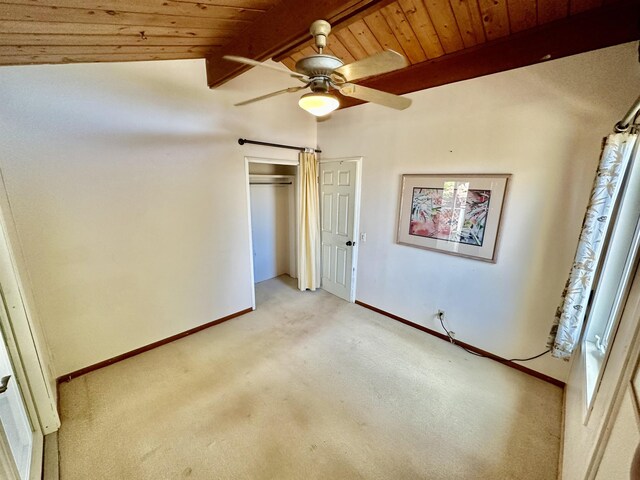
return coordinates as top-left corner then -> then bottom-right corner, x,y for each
1,0 -> 638,105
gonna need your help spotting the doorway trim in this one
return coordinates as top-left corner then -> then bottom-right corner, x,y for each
318,156 -> 363,303
244,156 -> 299,310
0,208 -> 50,478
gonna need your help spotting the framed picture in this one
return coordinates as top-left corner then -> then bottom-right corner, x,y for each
396,174 -> 510,263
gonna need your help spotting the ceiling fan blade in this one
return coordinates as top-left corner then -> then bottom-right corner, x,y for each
234,85 -> 308,106
223,55 -> 308,81
333,50 -> 409,82
339,83 -> 411,110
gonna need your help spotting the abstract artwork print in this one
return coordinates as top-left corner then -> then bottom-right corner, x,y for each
397,174 -> 509,262
409,184 -> 491,246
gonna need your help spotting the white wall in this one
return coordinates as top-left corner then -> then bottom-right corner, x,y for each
318,42 -> 640,382
0,43 -> 637,383
0,59 -> 316,377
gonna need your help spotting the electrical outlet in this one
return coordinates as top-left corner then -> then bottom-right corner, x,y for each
436,309 -> 456,343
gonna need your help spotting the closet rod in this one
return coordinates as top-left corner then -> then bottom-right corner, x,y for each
249,182 -> 292,185
238,138 -> 321,153
615,93 -> 640,132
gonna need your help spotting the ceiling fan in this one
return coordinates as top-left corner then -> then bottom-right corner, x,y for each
224,20 -> 412,117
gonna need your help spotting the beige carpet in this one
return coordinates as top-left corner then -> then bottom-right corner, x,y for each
58,276 -> 562,479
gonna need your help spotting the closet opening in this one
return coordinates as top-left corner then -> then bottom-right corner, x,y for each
245,157 -> 298,309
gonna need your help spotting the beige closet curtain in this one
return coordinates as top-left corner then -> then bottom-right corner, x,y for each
297,150 -> 320,291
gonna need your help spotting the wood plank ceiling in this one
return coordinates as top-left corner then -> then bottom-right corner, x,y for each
276,0 -> 629,73
0,0 -> 638,105
0,0 -> 281,65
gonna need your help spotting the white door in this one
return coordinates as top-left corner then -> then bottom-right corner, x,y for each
319,159 -> 360,301
0,306 -> 33,480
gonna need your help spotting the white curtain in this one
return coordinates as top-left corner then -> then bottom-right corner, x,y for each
297,150 -> 320,291
547,132 -> 637,360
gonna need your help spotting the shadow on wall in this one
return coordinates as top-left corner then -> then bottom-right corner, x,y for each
8,59 -> 301,162
510,126 -> 601,350
0,58 -> 311,146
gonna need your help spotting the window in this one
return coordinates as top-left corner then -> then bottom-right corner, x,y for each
584,147 -> 640,409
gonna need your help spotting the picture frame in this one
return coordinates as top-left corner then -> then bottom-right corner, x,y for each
396,174 -> 510,263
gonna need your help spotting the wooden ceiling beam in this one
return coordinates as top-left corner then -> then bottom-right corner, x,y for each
339,0 -> 640,109
205,0 -> 395,88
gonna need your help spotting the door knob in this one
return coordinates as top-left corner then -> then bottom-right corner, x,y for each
0,375 -> 11,394
346,241 -> 354,246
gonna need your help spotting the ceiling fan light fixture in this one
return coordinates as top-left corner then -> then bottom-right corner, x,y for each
298,92 -> 339,117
